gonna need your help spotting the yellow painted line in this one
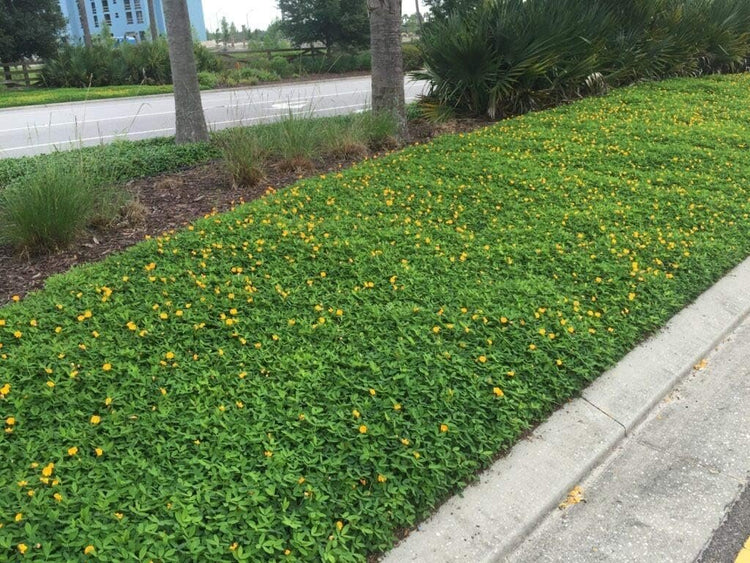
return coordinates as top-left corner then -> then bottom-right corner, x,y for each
735,536 -> 750,563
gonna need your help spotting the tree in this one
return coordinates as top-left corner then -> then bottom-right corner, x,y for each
76,0 -> 93,48
162,0 -> 209,144
368,0 -> 406,138
277,0 -> 369,54
422,0 -> 481,21
0,0 -> 66,62
147,0 -> 159,41
220,16 -> 230,49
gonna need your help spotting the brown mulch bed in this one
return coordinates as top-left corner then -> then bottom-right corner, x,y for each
0,118 -> 487,304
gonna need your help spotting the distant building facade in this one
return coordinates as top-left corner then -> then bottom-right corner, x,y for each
58,0 -> 207,43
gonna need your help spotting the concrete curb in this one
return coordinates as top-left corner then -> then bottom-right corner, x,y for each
383,256 -> 750,563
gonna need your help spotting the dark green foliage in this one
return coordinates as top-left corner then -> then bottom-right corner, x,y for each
423,0 -> 484,21
277,0 -> 370,52
419,0 -> 750,117
401,43 -> 424,71
1,75 -> 750,560
0,0 -> 66,61
40,38 -> 221,88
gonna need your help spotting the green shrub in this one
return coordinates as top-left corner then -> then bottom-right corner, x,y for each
419,0 -> 750,117
0,159 -> 123,252
197,71 -> 219,89
401,43 -> 424,71
193,42 -> 222,73
216,127 -> 266,187
269,55 -> 294,78
41,39 -> 220,88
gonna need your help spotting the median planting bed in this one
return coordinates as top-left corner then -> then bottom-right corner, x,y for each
1,74 -> 749,561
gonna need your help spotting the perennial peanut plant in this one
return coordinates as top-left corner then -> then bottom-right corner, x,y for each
1,75 -> 749,561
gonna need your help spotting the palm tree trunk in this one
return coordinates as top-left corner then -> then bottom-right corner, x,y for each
415,0 -> 424,30
76,0 -> 92,48
162,0 -> 209,144
368,0 -> 407,138
147,0 -> 159,41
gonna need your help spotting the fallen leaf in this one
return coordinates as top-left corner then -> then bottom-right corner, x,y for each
694,358 -> 708,370
558,486 -> 585,510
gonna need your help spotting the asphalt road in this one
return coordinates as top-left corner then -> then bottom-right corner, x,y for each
699,481 -> 750,562
0,76 -> 428,159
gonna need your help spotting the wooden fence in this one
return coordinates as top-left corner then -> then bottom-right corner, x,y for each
1,61 -> 44,88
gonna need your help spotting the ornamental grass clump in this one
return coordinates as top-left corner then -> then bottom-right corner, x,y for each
0,159 -> 123,253
216,127 -> 267,188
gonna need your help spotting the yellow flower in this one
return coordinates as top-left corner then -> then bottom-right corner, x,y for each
53,493 -> 63,502
102,363 -> 112,371
0,383 -> 10,396
17,543 -> 27,555
377,474 -> 387,483
352,409 -> 360,418
440,424 -> 449,433
84,545 -> 95,555
229,542 -> 239,551
493,387 -> 505,397
126,321 -> 137,331
400,438 -> 410,446
95,448 -> 104,457
264,450 -> 273,457
105,397 -> 113,406
359,425 -> 368,434
13,331 -> 22,338
5,416 -> 15,426
29,319 -> 37,327
15,513 -> 22,522
336,520 -> 343,531
46,380 -> 55,388
529,344 -> 537,350
68,446 -> 78,456
42,463 -> 54,477
90,415 -> 101,425
478,355 -> 487,363
393,403 -> 402,411
114,512 -> 124,520
369,388 -> 376,396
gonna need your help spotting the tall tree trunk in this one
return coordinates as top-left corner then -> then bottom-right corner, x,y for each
414,0 -> 424,30
162,0 -> 209,144
76,0 -> 92,48
147,0 -> 159,41
368,0 -> 406,138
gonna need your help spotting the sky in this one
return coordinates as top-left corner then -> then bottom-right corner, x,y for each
201,0 -> 427,33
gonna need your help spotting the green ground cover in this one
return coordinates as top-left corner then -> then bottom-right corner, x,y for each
1,74 -> 749,561
0,137 -> 220,189
0,85 -> 175,110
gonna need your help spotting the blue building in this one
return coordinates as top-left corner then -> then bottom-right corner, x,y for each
58,0 -> 207,43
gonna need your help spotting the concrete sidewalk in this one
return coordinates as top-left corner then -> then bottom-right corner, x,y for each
384,257 -> 750,563
510,315 -> 750,562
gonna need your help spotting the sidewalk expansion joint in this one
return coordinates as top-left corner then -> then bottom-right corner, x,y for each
581,397 -> 627,434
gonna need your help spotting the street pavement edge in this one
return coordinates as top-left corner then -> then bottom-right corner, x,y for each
383,256 -> 750,563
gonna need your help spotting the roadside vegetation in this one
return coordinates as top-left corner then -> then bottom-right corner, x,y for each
1,38 -> 423,109
0,84 -> 174,110
0,74 -> 749,560
0,111 -> 400,253
419,0 -> 750,117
